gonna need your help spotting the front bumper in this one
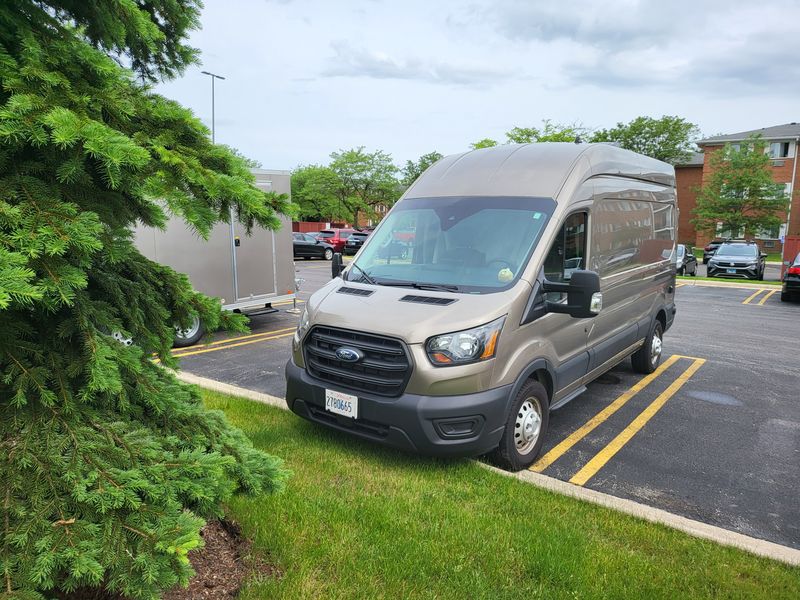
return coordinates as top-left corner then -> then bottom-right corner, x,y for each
285,359 -> 511,457
707,262 -> 760,279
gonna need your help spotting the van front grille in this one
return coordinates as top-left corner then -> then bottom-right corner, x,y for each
303,326 -> 411,397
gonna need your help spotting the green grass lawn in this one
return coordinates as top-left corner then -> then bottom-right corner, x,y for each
204,391 -> 800,599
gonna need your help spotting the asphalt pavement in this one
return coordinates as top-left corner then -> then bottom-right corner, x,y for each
174,259 -> 800,550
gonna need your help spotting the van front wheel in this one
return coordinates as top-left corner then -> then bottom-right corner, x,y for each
631,320 -> 663,374
493,380 -> 549,471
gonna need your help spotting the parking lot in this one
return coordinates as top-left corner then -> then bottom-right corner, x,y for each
175,260 -> 799,551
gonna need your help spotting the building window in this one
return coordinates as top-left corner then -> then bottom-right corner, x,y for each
768,142 -> 791,158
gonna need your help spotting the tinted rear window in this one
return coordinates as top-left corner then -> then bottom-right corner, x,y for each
317,231 -> 334,238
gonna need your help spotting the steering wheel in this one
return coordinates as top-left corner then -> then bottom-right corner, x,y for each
486,258 -> 513,270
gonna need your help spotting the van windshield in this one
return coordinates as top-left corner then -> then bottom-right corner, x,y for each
347,196 -> 555,293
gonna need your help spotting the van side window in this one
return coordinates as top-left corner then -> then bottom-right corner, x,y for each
543,212 -> 587,301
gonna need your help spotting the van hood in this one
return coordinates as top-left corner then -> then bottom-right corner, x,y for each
306,279 -> 523,345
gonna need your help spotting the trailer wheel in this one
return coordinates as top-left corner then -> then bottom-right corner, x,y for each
173,315 -> 204,348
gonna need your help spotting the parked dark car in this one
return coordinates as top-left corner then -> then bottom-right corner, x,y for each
316,228 -> 355,253
343,231 -> 370,255
292,233 -> 334,260
702,238 -> 728,264
781,252 -> 800,302
707,241 -> 766,280
675,244 -> 697,276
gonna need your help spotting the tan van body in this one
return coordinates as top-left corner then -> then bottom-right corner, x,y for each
285,143 -> 676,469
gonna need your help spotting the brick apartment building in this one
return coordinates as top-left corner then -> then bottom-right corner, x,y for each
678,123 -> 800,253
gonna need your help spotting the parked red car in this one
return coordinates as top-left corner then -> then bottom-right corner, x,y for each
315,229 -> 355,253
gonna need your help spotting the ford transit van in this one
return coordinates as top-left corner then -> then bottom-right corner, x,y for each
285,143 -> 677,470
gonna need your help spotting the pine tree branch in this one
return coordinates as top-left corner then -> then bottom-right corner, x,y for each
4,487 -> 11,593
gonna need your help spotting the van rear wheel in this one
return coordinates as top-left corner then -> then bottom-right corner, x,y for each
492,380 -> 549,471
631,320 -> 663,374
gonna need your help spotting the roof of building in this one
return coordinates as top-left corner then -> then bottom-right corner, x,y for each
405,142 -> 675,200
675,152 -> 704,167
698,123 -> 800,145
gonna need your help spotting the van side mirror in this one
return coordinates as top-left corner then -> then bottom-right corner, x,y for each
542,270 -> 602,318
760,252 -> 767,258
331,252 -> 345,278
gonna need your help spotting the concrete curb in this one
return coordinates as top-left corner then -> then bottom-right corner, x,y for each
179,370 -> 800,568
677,279 -> 782,291
175,371 -> 287,410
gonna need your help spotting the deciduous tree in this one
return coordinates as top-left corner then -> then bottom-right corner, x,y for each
590,115 -> 700,164
470,138 -> 498,150
291,164 -> 345,221
400,151 -> 443,187
692,137 -> 789,239
505,120 -> 587,144
329,147 -> 401,225
0,2 -> 288,598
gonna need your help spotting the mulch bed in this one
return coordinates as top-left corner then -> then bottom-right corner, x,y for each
163,519 -> 256,600
58,519 -> 280,600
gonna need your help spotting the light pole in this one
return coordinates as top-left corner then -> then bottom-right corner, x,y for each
201,70 -> 239,301
200,70 -> 225,143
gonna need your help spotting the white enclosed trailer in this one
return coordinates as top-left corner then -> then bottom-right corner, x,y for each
134,168 -> 296,345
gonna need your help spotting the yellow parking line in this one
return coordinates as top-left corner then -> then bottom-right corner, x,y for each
757,289 -> 777,305
742,289 -> 766,304
172,331 -> 296,358
172,326 -> 297,355
530,354 -> 683,473
569,357 -> 706,486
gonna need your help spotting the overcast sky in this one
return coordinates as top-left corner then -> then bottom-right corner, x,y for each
156,0 -> 800,171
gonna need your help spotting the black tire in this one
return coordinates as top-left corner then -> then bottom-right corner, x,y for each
631,319 -> 663,374
492,380 -> 550,471
690,265 -> 697,276
781,291 -> 788,302
173,315 -> 204,348
677,266 -> 684,276
757,269 -> 764,281
324,248 -> 333,260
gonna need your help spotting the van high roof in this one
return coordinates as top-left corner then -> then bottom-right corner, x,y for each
405,143 -> 675,201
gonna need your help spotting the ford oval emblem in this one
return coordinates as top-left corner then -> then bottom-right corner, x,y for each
335,347 -> 363,363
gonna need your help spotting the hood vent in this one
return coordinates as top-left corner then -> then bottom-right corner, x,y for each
400,294 -> 456,306
337,287 -> 374,297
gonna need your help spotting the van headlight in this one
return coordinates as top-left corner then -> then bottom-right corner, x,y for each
426,316 -> 505,366
296,306 -> 311,339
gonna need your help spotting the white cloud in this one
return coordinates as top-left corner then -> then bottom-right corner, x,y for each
154,0 -> 800,170
322,41 -> 511,86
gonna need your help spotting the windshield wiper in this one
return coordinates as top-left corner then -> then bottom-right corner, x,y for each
348,263 -> 377,285
374,279 -> 460,292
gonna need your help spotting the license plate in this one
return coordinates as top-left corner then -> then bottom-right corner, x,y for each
726,268 -> 737,274
325,389 -> 358,419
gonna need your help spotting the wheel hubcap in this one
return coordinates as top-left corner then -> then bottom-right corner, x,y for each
175,315 -> 200,340
651,332 -> 662,365
514,398 -> 542,455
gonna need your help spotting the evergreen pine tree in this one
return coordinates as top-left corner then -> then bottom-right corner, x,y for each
0,2 -> 290,597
